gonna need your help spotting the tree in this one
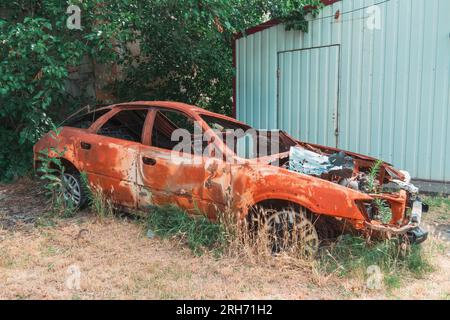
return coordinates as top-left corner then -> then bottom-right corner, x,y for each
94,0 -> 323,114
0,0 -> 322,181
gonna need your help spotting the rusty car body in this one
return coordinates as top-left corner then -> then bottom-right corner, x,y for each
33,101 -> 428,247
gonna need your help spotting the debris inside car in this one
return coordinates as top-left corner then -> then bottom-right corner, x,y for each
288,148 -> 354,179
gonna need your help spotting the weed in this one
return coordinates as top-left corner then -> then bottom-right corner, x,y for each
36,126 -> 76,218
367,159 -> 383,193
422,195 -> 450,223
146,205 -> 227,255
373,198 -> 393,224
80,172 -> 115,219
318,235 -> 434,290
423,196 -> 450,209
143,199 -> 435,287
383,274 -> 401,290
367,160 -> 393,224
145,203 -> 318,270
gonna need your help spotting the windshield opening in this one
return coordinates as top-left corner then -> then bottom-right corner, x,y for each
200,115 -> 297,159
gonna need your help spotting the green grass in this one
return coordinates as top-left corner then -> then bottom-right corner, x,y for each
422,196 -> 450,223
319,235 -> 434,290
146,205 -> 227,256
423,196 -> 450,210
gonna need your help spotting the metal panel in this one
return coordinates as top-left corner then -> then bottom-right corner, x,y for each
236,0 -> 450,182
278,46 -> 340,146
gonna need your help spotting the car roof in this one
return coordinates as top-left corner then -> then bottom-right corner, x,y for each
100,101 -> 249,127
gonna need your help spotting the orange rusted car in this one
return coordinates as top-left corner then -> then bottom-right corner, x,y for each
34,101 -> 428,252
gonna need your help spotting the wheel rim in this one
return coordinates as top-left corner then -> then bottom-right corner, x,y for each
62,173 -> 81,207
265,209 -> 319,258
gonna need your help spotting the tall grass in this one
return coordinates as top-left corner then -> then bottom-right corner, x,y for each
146,205 -> 316,268
80,172 -> 115,219
318,235 -> 434,289
144,205 -> 437,289
146,205 -> 227,255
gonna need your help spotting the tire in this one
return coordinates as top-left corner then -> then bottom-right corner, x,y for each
263,207 -> 319,258
62,171 -> 88,210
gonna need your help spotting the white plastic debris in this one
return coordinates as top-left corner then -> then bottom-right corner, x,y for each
146,229 -> 156,239
288,147 -> 354,178
288,147 -> 332,176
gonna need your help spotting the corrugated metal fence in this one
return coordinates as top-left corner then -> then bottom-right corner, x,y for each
236,0 -> 450,182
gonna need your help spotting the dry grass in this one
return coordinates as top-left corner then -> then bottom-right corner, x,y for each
0,213 -> 448,300
219,207 -> 318,270
0,216 -> 329,299
0,180 -> 449,300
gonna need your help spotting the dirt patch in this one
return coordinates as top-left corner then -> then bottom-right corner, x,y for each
422,196 -> 450,242
0,178 -> 48,230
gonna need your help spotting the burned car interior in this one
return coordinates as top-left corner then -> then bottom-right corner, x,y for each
97,109 -> 148,142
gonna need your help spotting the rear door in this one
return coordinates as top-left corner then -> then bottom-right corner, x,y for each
76,108 -> 149,208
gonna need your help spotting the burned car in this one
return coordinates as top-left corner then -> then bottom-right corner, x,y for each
34,101 -> 428,253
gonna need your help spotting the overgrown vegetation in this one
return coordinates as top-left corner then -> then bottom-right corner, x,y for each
318,235 -> 435,290
423,196 -> 450,210
0,0 -> 322,182
146,205 -> 227,255
421,195 -> 450,224
0,1 -> 99,181
80,172 -> 115,220
367,159 -> 383,193
36,126 -> 76,217
373,198 -> 393,224
37,129 -> 114,220
144,204 -> 435,290
367,160 -> 393,223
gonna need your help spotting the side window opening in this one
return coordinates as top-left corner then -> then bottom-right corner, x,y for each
64,109 -> 110,129
98,109 -> 147,143
152,110 -> 197,153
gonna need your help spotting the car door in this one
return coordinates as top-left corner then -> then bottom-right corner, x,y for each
75,107 -> 149,208
137,108 -> 230,218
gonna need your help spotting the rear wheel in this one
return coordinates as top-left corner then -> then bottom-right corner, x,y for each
62,171 -> 87,209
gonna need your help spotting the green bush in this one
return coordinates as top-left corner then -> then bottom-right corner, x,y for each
0,0 -> 322,182
0,1 -> 116,182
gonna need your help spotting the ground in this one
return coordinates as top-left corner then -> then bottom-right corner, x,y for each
0,179 -> 449,300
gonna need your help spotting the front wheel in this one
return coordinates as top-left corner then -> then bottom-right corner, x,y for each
264,208 -> 319,258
